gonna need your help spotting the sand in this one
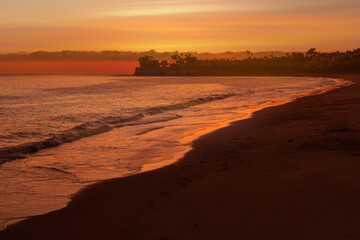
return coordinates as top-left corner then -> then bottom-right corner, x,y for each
1,74 -> 360,240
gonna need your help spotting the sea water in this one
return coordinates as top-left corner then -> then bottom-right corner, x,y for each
0,75 -> 343,229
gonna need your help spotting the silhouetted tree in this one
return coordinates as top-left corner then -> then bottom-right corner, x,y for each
136,49 -> 360,75
184,54 -> 198,64
160,60 -> 168,68
291,52 -> 305,61
171,54 -> 178,63
306,48 -> 318,58
138,56 -> 160,68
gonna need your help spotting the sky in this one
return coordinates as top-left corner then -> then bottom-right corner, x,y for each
1,0 -> 360,53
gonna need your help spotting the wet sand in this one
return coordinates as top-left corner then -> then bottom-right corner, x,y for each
1,74 -> 360,240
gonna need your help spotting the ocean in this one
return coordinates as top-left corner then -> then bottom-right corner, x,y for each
0,75 -> 344,229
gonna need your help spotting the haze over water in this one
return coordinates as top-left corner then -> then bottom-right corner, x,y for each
0,75 -> 340,228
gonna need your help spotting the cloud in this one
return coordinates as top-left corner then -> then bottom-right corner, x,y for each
0,0 -> 359,52
97,1 -> 267,17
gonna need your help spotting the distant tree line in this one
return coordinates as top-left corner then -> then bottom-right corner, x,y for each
135,48 -> 360,76
0,50 -> 288,62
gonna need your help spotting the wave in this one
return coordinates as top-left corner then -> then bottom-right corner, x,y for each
0,123 -> 113,164
31,166 -> 79,181
144,94 -> 235,114
0,93 -> 235,164
0,131 -> 42,139
125,114 -> 182,127
136,126 -> 165,136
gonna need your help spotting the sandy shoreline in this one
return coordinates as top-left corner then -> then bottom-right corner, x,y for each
1,74 -> 360,240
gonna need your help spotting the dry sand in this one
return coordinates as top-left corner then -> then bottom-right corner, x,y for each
1,74 -> 360,240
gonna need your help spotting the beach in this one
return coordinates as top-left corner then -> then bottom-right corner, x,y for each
1,74 -> 360,239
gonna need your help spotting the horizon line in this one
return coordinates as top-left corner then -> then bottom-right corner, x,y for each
1,47 -> 359,55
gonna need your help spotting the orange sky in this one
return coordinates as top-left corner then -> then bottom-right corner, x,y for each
1,0 -> 359,53
0,61 -> 138,75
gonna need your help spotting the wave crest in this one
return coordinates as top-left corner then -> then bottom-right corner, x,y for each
0,93 -> 234,164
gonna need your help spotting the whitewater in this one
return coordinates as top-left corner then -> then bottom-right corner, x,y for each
0,75 -> 343,229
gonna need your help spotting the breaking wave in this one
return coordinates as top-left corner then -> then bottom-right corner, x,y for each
0,93 -> 234,164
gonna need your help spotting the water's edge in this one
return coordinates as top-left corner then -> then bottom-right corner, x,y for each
140,77 -> 351,173
3,77 -> 352,230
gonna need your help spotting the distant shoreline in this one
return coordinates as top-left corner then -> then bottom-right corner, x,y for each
134,49 -> 360,76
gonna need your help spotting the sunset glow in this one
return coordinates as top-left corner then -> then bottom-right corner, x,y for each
1,0 -> 359,53
0,61 -> 138,75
